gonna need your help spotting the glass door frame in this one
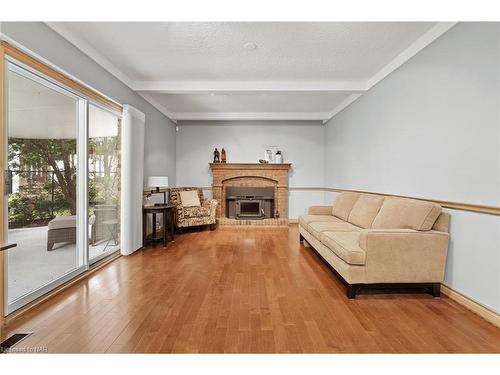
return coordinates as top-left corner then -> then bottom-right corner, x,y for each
3,57 -> 95,315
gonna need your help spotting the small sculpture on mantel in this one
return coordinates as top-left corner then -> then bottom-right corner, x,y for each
221,148 -> 227,163
213,148 -> 220,163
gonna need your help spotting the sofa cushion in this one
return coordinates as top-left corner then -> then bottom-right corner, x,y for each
48,215 -> 76,230
332,192 -> 360,221
298,214 -> 343,229
320,231 -> 366,265
308,221 -> 361,238
183,206 -> 210,218
372,197 -> 442,231
180,190 -> 201,207
347,194 -> 385,229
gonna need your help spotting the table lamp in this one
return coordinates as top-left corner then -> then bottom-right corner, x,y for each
147,176 -> 169,205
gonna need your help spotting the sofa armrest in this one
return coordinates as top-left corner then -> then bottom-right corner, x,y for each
308,206 -> 333,215
359,229 -> 449,283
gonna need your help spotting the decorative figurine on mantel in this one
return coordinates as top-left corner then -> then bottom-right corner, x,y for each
221,148 -> 227,163
213,148 -> 220,163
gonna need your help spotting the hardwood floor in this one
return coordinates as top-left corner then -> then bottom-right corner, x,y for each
2,225 -> 499,353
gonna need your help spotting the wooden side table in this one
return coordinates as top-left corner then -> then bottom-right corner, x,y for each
142,204 -> 175,247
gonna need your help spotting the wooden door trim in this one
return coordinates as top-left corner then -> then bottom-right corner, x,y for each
0,45 -> 5,324
0,41 -> 122,113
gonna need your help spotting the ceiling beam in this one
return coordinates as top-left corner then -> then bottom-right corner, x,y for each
173,112 -> 330,121
133,81 -> 367,93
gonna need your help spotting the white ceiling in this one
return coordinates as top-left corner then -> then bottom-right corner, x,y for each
46,22 -> 456,122
51,22 -> 436,82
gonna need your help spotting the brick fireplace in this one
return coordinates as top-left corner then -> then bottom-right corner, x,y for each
209,163 -> 291,225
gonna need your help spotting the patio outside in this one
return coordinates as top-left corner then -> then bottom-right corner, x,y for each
8,227 -> 119,301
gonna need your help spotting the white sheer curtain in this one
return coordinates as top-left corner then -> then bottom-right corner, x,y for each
120,105 -> 145,255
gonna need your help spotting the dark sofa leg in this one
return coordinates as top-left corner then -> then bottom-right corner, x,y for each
431,283 -> 441,297
346,284 -> 357,299
299,233 -> 304,242
210,223 -> 217,231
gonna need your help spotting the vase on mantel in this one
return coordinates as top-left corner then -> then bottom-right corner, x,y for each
275,150 -> 283,164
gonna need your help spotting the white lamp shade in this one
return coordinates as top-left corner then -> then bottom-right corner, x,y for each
147,176 -> 169,188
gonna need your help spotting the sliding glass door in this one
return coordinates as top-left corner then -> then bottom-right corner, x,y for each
3,59 -> 121,314
88,104 -> 121,263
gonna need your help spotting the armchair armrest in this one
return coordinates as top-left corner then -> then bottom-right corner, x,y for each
308,206 -> 333,215
359,229 -> 449,283
202,199 -> 218,218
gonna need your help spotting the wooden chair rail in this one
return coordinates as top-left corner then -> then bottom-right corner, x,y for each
181,186 -> 500,216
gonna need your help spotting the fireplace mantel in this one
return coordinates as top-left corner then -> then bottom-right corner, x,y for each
209,163 -> 292,225
209,163 -> 291,170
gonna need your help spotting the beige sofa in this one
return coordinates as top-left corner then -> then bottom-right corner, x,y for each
299,192 -> 450,298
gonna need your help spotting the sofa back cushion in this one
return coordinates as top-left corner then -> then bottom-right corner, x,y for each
347,194 -> 385,229
372,197 -> 442,231
332,192 -> 360,221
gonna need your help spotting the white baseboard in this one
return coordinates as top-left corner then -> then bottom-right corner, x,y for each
441,284 -> 500,328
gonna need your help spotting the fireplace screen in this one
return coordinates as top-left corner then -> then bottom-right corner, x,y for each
237,200 -> 262,218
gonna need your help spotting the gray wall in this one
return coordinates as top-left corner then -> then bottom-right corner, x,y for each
324,23 -> 500,312
176,120 -> 327,218
1,22 -> 176,186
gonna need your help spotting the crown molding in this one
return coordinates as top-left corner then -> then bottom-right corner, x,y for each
173,112 -> 330,121
45,22 -> 178,123
365,22 -> 457,90
46,22 -> 134,88
322,93 -> 363,123
137,92 -> 178,124
322,22 -> 457,121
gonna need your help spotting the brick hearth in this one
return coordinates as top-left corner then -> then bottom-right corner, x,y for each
209,163 -> 291,225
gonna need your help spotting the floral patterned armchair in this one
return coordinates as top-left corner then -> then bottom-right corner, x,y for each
168,187 -> 218,230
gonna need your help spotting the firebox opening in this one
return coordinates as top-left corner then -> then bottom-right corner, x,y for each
225,186 -> 274,220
